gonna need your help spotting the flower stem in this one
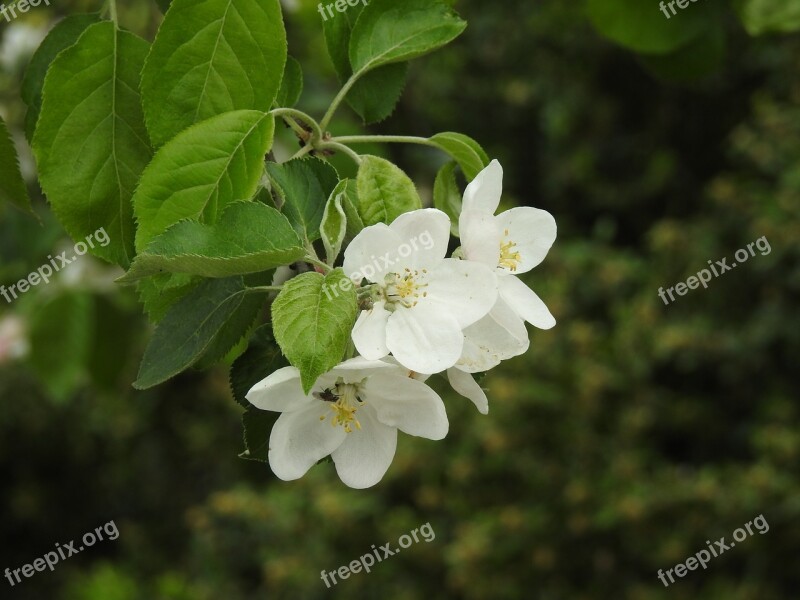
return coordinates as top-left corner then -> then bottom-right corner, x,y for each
331,135 -> 437,148
320,72 -> 360,132
318,142 -> 362,166
108,0 -> 118,24
271,108 -> 323,141
245,285 -> 283,294
288,145 -> 313,161
306,255 -> 332,273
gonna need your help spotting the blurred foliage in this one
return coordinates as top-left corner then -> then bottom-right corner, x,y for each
1,0 -> 798,598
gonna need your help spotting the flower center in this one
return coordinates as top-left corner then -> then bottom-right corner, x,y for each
383,268 -> 428,309
499,229 -> 521,271
317,381 -> 364,433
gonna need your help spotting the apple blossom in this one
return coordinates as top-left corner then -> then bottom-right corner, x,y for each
459,160 -> 557,332
343,208 -> 497,374
246,357 -> 449,489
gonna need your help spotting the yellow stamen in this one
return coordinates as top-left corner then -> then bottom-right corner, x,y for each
320,382 -> 364,433
499,229 -> 521,271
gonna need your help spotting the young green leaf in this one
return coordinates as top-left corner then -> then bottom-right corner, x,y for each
429,132 -> 489,181
265,157 -> 339,242
134,276 -> 265,389
33,22 -> 152,268
21,13 -> 100,142
120,202 -> 305,282
321,181 -> 348,265
133,110 -> 275,252
274,56 -> 304,108
141,0 -> 287,147
339,178 -> 365,240
272,269 -> 358,393
356,155 -> 422,226
323,2 -> 408,124
230,324 -> 287,407
349,0 -> 466,76
0,117 -> 34,217
433,160 -> 461,236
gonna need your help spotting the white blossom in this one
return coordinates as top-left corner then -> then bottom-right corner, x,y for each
344,208 -> 497,374
246,357 -> 449,489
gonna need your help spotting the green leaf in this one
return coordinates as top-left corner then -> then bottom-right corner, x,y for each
141,0 -> 287,147
121,201 -> 304,282
349,0 -> 466,75
429,132 -> 489,181
0,117 -> 34,217
585,0 -> 718,55
433,161 -> 461,236
29,292 -> 94,401
321,181 -> 348,265
272,269 -> 358,393
136,274 -> 200,323
240,408 -> 275,462
323,2 -> 362,80
339,178 -> 365,240
33,22 -> 152,268
734,0 -> 800,35
134,276 -> 265,389
274,56 -> 303,108
323,2 -> 408,124
230,324 -> 287,407
356,155 -> 422,226
265,157 -> 339,242
347,64 -> 409,124
21,13 -> 100,142
133,110 -> 275,252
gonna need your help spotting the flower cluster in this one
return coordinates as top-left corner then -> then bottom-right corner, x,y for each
247,161 -> 557,488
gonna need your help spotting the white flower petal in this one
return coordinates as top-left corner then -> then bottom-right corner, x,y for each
496,206 -> 557,274
332,407 -> 397,489
332,356 -> 400,373
425,258 -> 498,328
498,275 -> 556,329
388,208 -> 451,269
463,159 -> 503,215
342,223 -> 404,283
268,402 -> 347,481
363,373 -> 449,440
386,303 -> 464,374
246,366 -> 310,412
352,301 -> 391,361
447,368 -> 489,414
457,298 -> 529,372
459,209 -> 501,269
